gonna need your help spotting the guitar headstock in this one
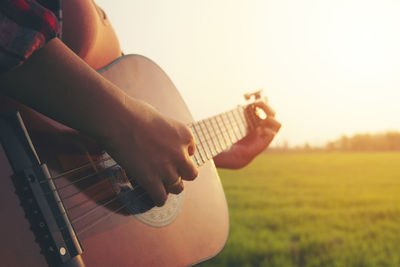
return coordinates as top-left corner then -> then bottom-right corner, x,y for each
243,89 -> 269,129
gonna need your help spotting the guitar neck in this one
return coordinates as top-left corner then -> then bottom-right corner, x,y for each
188,105 -> 254,167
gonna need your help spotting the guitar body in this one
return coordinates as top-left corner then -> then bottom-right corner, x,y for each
0,55 -> 229,266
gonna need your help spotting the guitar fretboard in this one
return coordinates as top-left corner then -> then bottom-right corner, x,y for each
188,105 -> 253,167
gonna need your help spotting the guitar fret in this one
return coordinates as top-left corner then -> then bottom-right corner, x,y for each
245,105 -> 257,131
188,124 -> 203,165
203,120 -> 216,158
236,107 -> 248,135
216,115 -> 230,148
186,105 -> 253,166
230,109 -> 246,139
199,120 -> 212,159
231,109 -> 244,137
187,124 -> 197,160
221,113 -> 235,144
198,128 -> 210,161
191,124 -> 207,164
226,111 -> 240,141
203,119 -> 219,156
195,148 -> 204,165
191,155 -> 200,167
193,155 -> 200,166
196,122 -> 211,160
212,116 -> 226,151
209,117 -> 223,153
207,118 -> 222,154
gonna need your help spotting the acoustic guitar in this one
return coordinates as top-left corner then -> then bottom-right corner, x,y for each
0,54 -> 268,267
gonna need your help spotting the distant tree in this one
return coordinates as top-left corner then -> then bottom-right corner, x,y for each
303,142 -> 311,151
324,131 -> 400,151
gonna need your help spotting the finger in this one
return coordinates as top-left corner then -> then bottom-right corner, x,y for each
255,102 -> 276,117
163,167 -> 181,185
169,182 -> 184,195
163,167 -> 185,194
185,130 -> 196,156
188,142 -> 195,156
234,128 -> 258,146
257,128 -> 276,151
260,117 -> 281,132
178,154 -> 198,181
166,177 -> 184,195
248,127 -> 275,150
258,127 -> 277,139
141,176 -> 168,207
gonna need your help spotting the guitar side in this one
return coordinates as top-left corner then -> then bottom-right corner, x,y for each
0,55 -> 229,267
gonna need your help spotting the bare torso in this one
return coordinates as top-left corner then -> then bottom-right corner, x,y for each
62,0 -> 122,69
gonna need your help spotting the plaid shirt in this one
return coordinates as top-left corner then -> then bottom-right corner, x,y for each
0,0 -> 61,73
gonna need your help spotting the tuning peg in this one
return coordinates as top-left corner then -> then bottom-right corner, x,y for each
244,89 -> 263,101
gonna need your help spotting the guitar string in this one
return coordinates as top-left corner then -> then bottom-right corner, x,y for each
53,121 -> 232,228
64,163 -> 149,223
57,114 -> 248,225
59,116 -> 254,237
190,124 -> 207,163
41,156 -> 112,183
53,145 -> 193,224
45,170 -> 121,222
197,107 -> 257,146
61,196 -> 131,245
39,121 -> 247,223
63,121 -> 240,236
64,184 -> 113,212
60,186 -> 147,236
42,132 -> 238,227
60,143 -> 203,223
208,115 -> 224,152
77,188 -> 156,236
38,110 -> 251,223
55,121 -> 237,223
213,112 -> 230,148
71,109 -> 265,235
59,180 -> 142,231
37,107 -> 244,183
67,110 -> 254,227
39,118 -> 239,186
62,176 -> 110,200
39,105 -> 251,186
188,111 -> 249,161
54,183 -> 132,226
42,108 -> 258,242
76,201 -> 127,235
39,115 -> 248,195
70,196 -> 118,224
74,189 -> 153,241
52,162 -> 118,192
23,104 -> 261,244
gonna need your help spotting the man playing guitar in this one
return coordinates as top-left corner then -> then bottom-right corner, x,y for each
0,0 -> 280,207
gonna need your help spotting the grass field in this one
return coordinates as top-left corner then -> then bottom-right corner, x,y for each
199,152 -> 400,267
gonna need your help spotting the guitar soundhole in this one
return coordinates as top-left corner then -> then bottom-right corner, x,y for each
105,159 -> 184,227
107,166 -> 155,214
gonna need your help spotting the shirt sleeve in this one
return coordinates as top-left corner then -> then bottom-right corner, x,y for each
0,0 -> 60,73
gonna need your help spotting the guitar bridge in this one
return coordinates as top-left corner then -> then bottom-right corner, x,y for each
0,112 -> 84,267
13,164 -> 83,265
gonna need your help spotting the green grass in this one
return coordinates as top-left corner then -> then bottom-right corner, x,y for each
199,152 -> 400,267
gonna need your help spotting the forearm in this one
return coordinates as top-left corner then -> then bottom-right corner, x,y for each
0,38 -> 198,206
0,38 -> 133,141
213,123 -> 280,169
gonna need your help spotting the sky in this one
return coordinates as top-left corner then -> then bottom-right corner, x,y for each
96,0 -> 400,147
